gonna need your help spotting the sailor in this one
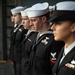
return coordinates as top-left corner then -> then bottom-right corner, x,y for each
48,1 -> 75,75
20,8 -> 38,75
9,6 -> 27,75
26,2 -> 64,75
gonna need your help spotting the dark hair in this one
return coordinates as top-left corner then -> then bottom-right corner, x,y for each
39,12 -> 50,20
70,20 -> 75,23
18,13 -> 21,15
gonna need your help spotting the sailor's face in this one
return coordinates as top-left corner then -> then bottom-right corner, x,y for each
13,13 -> 22,24
51,21 -> 75,42
22,16 -> 31,29
29,17 -> 43,32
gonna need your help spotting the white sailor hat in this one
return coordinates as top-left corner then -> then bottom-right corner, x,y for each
48,1 -> 75,22
26,2 -> 49,17
20,8 -> 28,17
20,11 -> 27,17
11,6 -> 26,15
49,6 -> 54,12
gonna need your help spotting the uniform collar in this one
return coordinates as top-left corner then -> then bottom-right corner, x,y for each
39,30 -> 53,37
64,41 -> 75,55
14,24 -> 18,28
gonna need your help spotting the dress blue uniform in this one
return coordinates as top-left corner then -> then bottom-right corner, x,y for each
9,24 -> 28,75
29,30 -> 64,75
52,46 -> 75,75
21,31 -> 38,75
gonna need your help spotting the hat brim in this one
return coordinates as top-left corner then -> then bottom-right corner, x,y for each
48,10 -> 75,22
